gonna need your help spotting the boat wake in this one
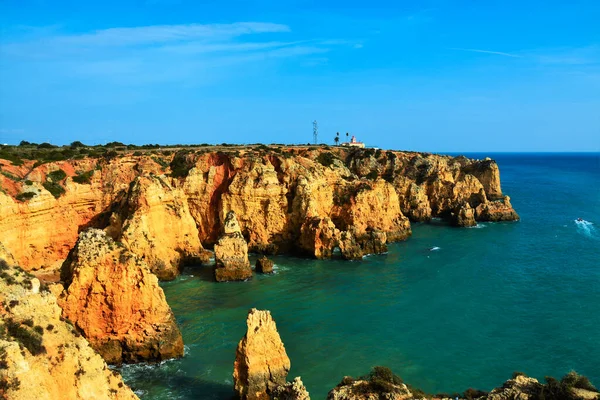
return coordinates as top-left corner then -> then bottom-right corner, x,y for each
429,246 -> 441,251
575,219 -> 598,240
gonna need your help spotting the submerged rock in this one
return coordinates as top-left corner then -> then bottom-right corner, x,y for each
59,229 -> 184,364
256,256 -> 274,274
214,211 -> 252,282
0,252 -> 138,400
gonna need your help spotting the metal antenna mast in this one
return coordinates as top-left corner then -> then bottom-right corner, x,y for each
313,120 -> 318,145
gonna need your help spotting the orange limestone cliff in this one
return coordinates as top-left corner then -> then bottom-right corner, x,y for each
59,229 -> 184,364
116,175 -> 208,280
0,147 -> 519,274
233,308 -> 309,400
214,211 -> 253,282
0,250 -> 138,400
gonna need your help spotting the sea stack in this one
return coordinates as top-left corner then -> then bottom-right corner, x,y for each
255,256 -> 274,274
233,309 -> 309,400
214,211 -> 252,282
59,229 -> 184,364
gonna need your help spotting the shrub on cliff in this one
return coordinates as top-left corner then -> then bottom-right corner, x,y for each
72,170 -> 94,184
0,150 -> 24,166
47,169 -> 67,182
170,151 -> 194,178
365,170 -> 379,180
317,152 -> 337,168
43,181 -> 65,199
15,192 -> 36,202
5,318 -> 46,356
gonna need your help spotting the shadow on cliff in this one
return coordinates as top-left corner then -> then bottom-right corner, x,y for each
181,264 -> 217,283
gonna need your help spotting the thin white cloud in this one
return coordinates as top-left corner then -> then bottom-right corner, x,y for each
449,47 -> 522,58
50,22 -> 291,47
532,45 -> 600,65
0,22 -> 349,88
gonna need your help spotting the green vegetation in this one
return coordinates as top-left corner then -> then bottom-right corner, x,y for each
1,171 -> 20,181
5,318 -> 46,355
47,169 -> 67,182
15,192 -> 36,202
334,366 -> 428,398
24,180 -> 32,185
0,149 -> 24,166
316,151 -> 337,168
169,151 -> 194,178
365,170 -> 379,180
152,156 -> 169,169
72,170 -> 94,184
43,181 -> 65,199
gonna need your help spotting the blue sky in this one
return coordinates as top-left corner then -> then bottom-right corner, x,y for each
0,0 -> 599,152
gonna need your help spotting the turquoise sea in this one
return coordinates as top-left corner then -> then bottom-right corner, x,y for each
120,153 -> 600,399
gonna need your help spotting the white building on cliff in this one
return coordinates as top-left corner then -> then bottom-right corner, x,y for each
341,135 -> 365,148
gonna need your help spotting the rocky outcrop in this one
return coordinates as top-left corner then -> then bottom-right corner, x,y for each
327,367 -> 415,400
0,257 -> 137,400
59,229 -> 184,364
233,309 -> 296,400
118,175 -> 205,280
271,377 -> 311,400
256,256 -> 274,274
214,211 -> 253,282
0,241 -> 16,266
327,380 -> 412,400
485,375 -> 542,400
1,147 -> 518,273
451,203 -> 477,227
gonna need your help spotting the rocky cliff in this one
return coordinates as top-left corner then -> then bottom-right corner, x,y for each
59,229 -> 184,364
0,249 -> 138,400
0,146 -> 519,275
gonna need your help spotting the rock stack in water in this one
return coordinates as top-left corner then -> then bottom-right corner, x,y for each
59,229 -> 184,364
255,256 -> 274,274
233,308 -> 309,400
214,211 -> 252,282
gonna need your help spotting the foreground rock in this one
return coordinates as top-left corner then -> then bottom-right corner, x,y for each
256,256 -> 274,274
328,368 -> 599,400
233,308 -> 309,400
327,367 -> 413,400
59,229 -> 184,364
214,211 -> 252,282
0,255 -> 137,399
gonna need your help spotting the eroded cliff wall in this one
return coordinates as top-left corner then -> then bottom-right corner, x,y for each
0,146 -> 518,274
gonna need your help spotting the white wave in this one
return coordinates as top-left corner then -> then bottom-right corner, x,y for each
429,246 -> 440,251
467,223 -> 487,229
575,219 -> 598,239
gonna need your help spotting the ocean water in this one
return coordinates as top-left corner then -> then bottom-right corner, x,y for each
120,153 -> 600,399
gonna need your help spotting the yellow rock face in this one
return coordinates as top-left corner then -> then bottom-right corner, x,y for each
214,211 -> 252,282
119,175 -> 204,280
0,148 -> 518,273
0,250 -> 138,400
59,229 -> 184,364
233,309 -> 291,400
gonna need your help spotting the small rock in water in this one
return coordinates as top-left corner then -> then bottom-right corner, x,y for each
256,256 -> 274,274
